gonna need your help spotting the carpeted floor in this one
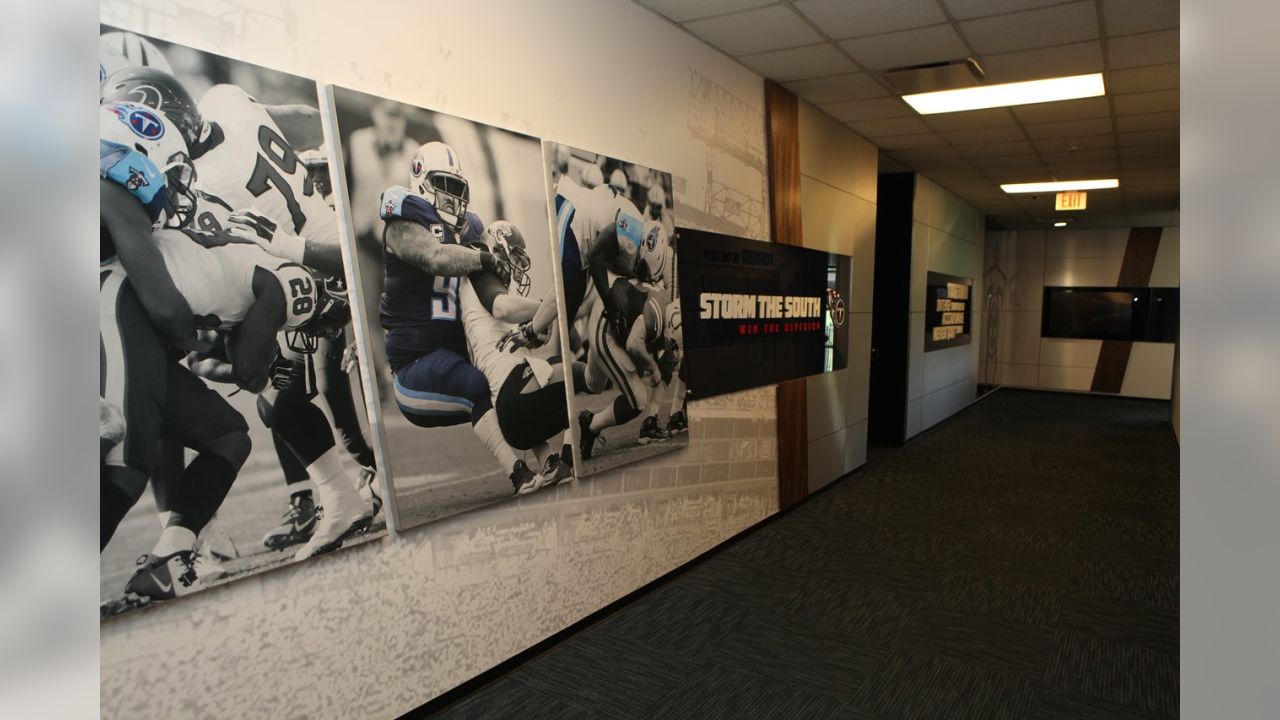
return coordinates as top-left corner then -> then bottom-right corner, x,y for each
428,389 -> 1179,719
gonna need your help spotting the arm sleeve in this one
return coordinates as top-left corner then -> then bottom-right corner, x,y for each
230,267 -> 289,393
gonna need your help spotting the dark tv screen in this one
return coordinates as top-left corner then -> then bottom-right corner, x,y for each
1042,287 -> 1178,342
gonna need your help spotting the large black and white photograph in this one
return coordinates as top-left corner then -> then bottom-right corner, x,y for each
328,86 -> 575,532
98,28 -> 385,618
537,143 -> 689,477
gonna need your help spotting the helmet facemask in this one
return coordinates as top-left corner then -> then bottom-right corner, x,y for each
425,171 -> 469,232
160,151 -> 197,229
285,277 -> 351,354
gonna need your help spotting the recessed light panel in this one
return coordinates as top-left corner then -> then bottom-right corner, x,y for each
903,73 -> 1105,114
1001,179 -> 1119,194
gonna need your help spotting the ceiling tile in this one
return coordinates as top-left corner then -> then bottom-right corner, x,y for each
1121,154 -> 1179,169
875,133 -> 950,150
993,165 -> 1056,182
1032,134 -> 1115,154
1118,143 -> 1177,159
1102,0 -> 1179,36
969,153 -> 1043,168
1115,111 -> 1178,132
1022,117 -> 1114,139
1112,89 -> 1179,114
794,0 -> 946,39
1119,129 -> 1178,146
847,116 -> 931,136
960,2 -> 1099,56
739,43 -> 857,81
683,5 -> 822,55
979,41 -> 1105,84
1049,160 -> 1120,175
784,73 -> 888,104
944,0 -> 1067,21
923,107 -> 1018,131
956,140 -> 1035,157
1108,29 -> 1179,69
636,0 -> 777,23
1040,148 -> 1118,163
940,126 -> 1026,145
819,96 -> 914,122
838,24 -> 968,69
1108,63 -> 1179,93
1012,96 -> 1111,124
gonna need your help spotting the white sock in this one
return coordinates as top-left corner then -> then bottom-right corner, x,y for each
532,442 -> 553,468
309,447 -> 359,503
156,510 -> 172,527
473,409 -> 519,473
152,525 -> 196,557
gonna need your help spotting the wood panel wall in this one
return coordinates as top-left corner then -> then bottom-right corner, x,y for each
765,80 -> 809,510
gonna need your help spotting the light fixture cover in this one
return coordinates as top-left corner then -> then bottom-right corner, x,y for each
903,73 -> 1105,114
1001,179 -> 1119,193
1053,221 -> 1068,227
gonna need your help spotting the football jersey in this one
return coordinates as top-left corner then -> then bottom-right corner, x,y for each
150,227 -> 282,329
459,278 -> 524,404
554,179 -> 642,273
378,185 -> 484,368
194,84 -> 339,246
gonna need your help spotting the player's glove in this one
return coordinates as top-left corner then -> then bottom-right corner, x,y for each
267,354 -> 301,391
496,321 -> 546,353
340,343 -> 360,374
228,207 -> 307,264
478,249 -> 512,287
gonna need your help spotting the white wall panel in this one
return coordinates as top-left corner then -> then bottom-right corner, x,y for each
988,229 -> 1046,261
799,101 -> 878,202
1047,228 -> 1130,257
923,344 -> 979,395
991,311 -> 1043,365
1039,338 -> 1104,368
808,424 -> 849,493
921,377 -> 978,431
994,362 -> 1040,387
1120,342 -> 1177,399
1044,256 -> 1124,287
906,397 -> 922,438
1149,229 -> 1181,287
908,311 -> 925,400
848,312 -> 873,421
1038,365 -> 1094,392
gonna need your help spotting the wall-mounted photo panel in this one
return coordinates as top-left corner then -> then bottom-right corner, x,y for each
925,271 -> 973,351
538,143 -> 689,478
98,27 -> 385,618
326,86 -> 574,532
676,228 -> 853,398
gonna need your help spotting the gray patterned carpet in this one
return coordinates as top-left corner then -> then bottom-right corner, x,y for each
425,389 -> 1179,719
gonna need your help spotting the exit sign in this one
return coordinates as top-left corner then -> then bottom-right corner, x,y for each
1055,191 -> 1087,210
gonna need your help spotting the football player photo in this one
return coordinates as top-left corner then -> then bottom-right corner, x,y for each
524,143 -> 690,478
98,27 -> 386,618
327,86 -> 575,532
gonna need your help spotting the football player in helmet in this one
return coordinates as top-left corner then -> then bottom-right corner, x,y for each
460,222 -> 578,492
99,29 -> 172,85
379,143 -> 545,492
575,273 -> 681,460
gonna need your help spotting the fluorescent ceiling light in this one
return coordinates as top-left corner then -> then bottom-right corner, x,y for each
903,73 -> 1105,114
1053,221 -> 1068,227
1001,179 -> 1119,193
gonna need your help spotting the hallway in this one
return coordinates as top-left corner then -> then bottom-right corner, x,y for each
430,390 -> 1179,719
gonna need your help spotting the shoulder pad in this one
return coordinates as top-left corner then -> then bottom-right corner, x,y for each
380,185 -> 436,224
100,139 -> 167,224
461,211 -> 485,244
271,263 -> 318,330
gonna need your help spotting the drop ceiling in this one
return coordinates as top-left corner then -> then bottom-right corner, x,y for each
634,0 -> 1179,229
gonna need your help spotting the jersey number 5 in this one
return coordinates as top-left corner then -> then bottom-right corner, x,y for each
246,125 -> 307,234
431,276 -> 459,321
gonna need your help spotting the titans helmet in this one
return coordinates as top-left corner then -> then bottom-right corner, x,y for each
100,66 -> 205,151
483,220 -> 532,297
100,101 -> 198,229
409,142 -> 469,233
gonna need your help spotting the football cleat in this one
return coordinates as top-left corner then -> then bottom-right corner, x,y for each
638,415 -> 671,445
667,409 -> 688,434
357,467 -> 383,517
262,492 -> 318,550
293,485 -> 372,561
123,551 -> 199,602
192,550 -> 228,583
510,459 -> 545,495
578,410 -> 603,460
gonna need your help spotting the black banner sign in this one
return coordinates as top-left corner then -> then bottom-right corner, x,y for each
925,271 -> 972,351
676,228 -> 852,399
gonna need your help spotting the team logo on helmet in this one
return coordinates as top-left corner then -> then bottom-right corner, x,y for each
411,157 -> 424,177
827,288 -> 846,328
124,106 -> 165,140
645,224 -> 660,251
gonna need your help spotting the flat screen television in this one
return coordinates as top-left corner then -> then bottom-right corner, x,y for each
1042,287 -> 1179,342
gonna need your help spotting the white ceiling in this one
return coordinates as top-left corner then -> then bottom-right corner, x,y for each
635,0 -> 1179,229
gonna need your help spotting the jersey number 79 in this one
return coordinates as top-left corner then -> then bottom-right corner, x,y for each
247,125 -> 314,234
